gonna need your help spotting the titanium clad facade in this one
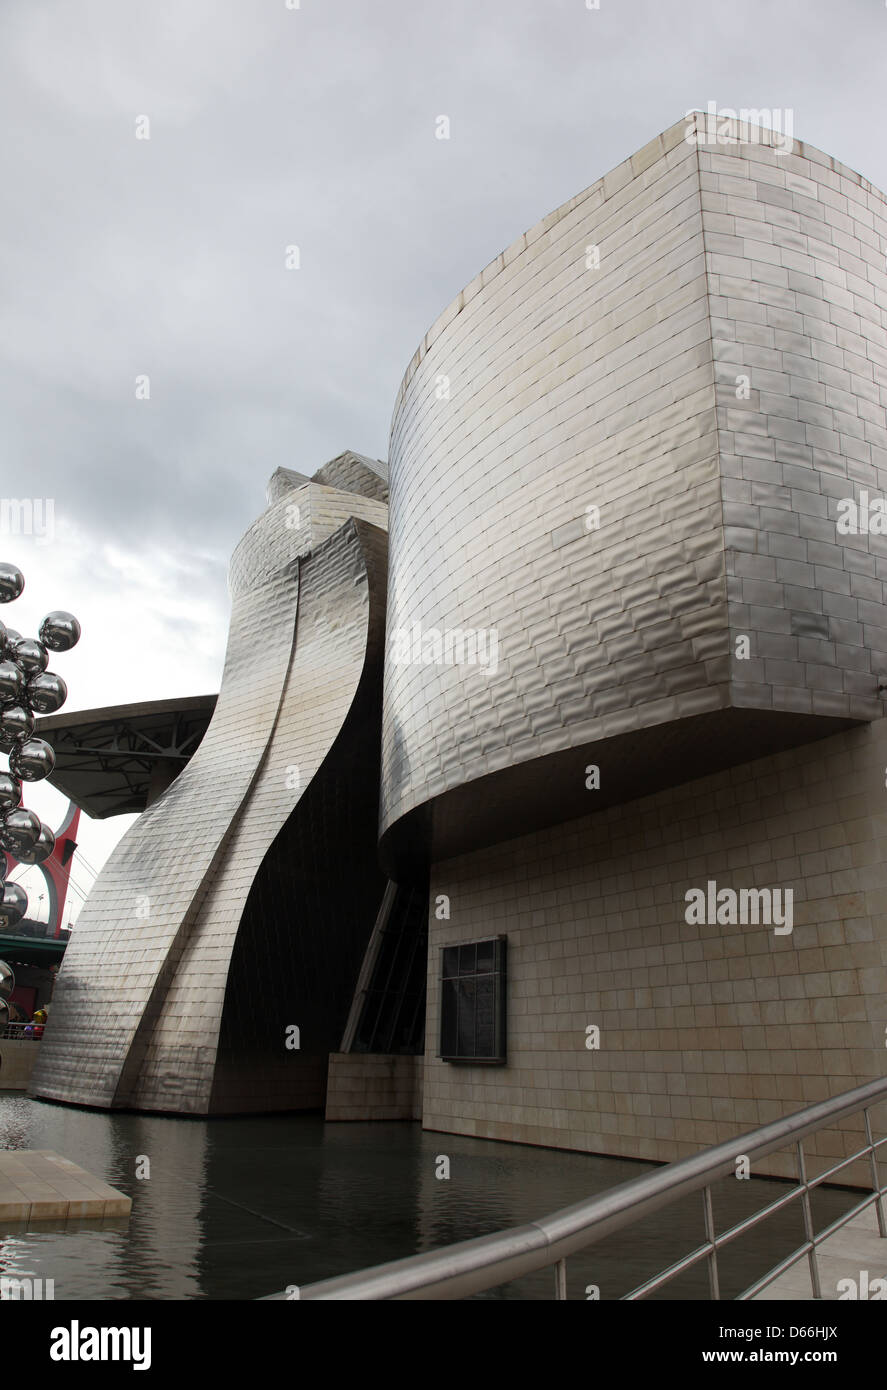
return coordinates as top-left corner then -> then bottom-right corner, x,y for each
380,115 -> 887,873
32,470 -> 389,1114
702,125 -> 887,720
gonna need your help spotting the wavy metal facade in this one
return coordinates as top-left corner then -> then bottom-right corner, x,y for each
380,113 -> 887,873
31,461 -> 389,1113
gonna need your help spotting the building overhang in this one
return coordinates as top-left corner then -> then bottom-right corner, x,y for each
379,705 -> 861,877
37,695 -> 217,819
0,933 -> 67,966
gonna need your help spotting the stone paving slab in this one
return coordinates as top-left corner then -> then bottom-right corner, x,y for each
0,1149 -> 131,1222
754,1200 -> 887,1300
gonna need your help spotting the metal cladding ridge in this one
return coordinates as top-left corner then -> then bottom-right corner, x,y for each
379,114 -> 887,873
30,471 -> 389,1113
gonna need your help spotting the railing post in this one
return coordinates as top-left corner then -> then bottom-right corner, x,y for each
863,1108 -> 887,1239
796,1140 -> 822,1299
290,1078 -> 887,1302
702,1185 -> 720,1300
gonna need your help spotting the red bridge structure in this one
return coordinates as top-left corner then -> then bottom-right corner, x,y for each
6,800 -> 81,939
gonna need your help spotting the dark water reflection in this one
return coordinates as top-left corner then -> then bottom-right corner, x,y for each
0,1093 -> 859,1300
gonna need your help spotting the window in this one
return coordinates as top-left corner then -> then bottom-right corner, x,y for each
439,937 -> 506,1063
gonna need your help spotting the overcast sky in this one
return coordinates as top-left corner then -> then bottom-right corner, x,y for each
1,0 -> 885,915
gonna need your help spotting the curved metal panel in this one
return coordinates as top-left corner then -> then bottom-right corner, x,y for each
380,115 -> 887,871
31,481 -> 389,1113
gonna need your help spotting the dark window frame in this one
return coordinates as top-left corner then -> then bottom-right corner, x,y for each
439,935 -> 506,1064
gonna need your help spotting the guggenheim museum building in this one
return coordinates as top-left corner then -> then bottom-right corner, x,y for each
31,113 -> 887,1178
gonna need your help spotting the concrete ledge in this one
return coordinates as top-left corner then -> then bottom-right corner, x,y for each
0,1149 -> 131,1222
754,1202 -> 887,1300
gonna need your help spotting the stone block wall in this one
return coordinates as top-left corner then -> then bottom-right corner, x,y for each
0,1039 -> 41,1091
425,715 -> 887,1179
326,1053 -> 423,1121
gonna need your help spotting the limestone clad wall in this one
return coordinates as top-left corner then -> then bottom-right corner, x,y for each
325,1053 -> 423,1121
0,1039 -> 40,1091
424,715 -> 887,1177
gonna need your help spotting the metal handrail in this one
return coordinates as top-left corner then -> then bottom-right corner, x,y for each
0,1022 -> 44,1041
267,1075 -> 887,1300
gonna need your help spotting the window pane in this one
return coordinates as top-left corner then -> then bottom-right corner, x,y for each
456,978 -> 476,1055
475,940 -> 495,973
440,978 -> 458,1056
458,943 -> 476,976
440,937 -> 506,1061
475,976 -> 495,1056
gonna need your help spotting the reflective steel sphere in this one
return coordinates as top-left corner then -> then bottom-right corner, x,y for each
0,807 -> 41,853
9,737 -> 55,782
0,660 -> 24,704
0,563 -> 24,604
0,628 -> 22,664
13,638 -> 48,675
26,670 -> 67,715
15,823 -> 55,865
0,773 -> 22,812
0,705 -> 35,743
39,611 -> 81,653
0,958 -> 14,998
0,882 -> 28,926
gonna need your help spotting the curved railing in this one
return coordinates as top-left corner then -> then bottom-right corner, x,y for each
266,1076 -> 887,1300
